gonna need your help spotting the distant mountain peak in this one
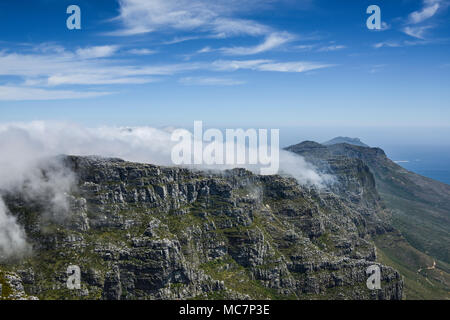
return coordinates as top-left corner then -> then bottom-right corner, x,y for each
323,137 -> 369,147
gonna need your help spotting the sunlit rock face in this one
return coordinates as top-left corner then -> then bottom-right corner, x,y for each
0,155 -> 402,300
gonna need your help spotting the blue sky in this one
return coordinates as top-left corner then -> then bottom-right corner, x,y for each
0,0 -> 449,146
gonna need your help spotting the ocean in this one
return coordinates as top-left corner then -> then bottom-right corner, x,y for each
383,146 -> 450,185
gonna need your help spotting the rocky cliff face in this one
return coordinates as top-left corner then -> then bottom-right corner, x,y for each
286,141 -> 450,265
0,156 -> 403,300
286,141 -> 450,299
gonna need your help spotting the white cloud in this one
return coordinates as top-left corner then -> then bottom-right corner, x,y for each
373,41 -> 402,48
0,121 -> 332,187
221,32 -> 294,55
212,59 -> 271,71
0,198 -> 30,261
0,48 -> 200,90
127,48 -> 157,55
0,123 -> 78,260
400,0 -> 448,40
162,36 -> 201,45
317,44 -> 346,52
373,39 -> 431,48
296,43 -> 347,53
212,59 -> 333,73
211,17 -> 270,38
76,45 -> 119,59
197,46 -> 213,53
257,61 -> 332,72
409,1 -> 441,24
32,43 -> 66,54
0,86 -> 112,101
403,25 -> 433,39
111,0 -> 273,37
46,75 -> 157,86
379,21 -> 391,31
179,76 -> 245,86
295,44 -> 316,51
113,0 -> 216,35
0,39 -> 333,100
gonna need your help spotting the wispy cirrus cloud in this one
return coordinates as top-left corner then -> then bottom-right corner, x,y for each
373,41 -> 403,49
0,86 -> 112,101
212,59 -> 333,73
109,0 -> 295,55
76,45 -> 119,59
379,21 -> 391,31
0,45 -> 199,100
0,42 -> 332,100
211,17 -> 270,38
367,1 -> 446,46
220,32 -> 295,55
403,25 -> 433,39
0,46 -> 331,84
402,0 -> 448,39
294,42 -> 347,53
162,36 -> 201,45
45,75 -> 158,86
109,0 -> 271,37
0,47 -> 199,86
197,46 -> 213,54
179,76 -> 245,86
373,0 -> 448,47
127,48 -> 157,55
408,0 -> 442,24
295,44 -> 316,51
255,61 -> 333,72
373,39 -> 431,48
317,44 -> 346,52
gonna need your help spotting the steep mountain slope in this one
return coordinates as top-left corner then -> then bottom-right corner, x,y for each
0,156 -> 402,300
286,141 -> 450,299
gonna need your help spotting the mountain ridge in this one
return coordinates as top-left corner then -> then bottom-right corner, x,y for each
285,140 -> 450,299
322,137 -> 369,148
0,155 -> 403,300
2,140 -> 448,300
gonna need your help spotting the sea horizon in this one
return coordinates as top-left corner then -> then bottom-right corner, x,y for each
384,145 -> 450,185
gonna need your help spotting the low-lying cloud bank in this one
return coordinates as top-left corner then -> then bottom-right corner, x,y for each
0,198 -> 30,260
0,121 -> 331,183
0,126 -> 76,260
0,121 -> 332,260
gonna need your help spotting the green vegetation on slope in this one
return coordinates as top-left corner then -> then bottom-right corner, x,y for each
375,232 -> 449,300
